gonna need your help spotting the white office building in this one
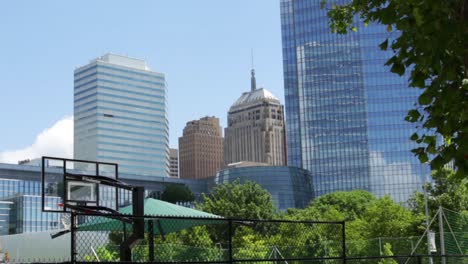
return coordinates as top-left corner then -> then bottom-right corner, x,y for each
74,54 -> 169,179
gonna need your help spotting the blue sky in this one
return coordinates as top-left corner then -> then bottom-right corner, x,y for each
0,1 -> 283,160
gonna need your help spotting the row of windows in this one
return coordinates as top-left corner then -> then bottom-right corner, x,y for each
75,76 -> 164,95
75,106 -> 166,120
75,98 -> 165,113
74,70 -> 164,88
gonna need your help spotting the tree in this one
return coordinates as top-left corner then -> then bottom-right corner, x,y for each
324,0 -> 468,180
378,243 -> 398,264
160,184 -> 195,204
358,196 -> 424,239
285,191 -> 424,257
197,179 -> 276,219
409,168 -> 468,216
306,190 -> 377,221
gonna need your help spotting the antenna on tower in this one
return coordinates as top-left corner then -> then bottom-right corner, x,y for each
251,48 -> 254,69
251,49 -> 256,91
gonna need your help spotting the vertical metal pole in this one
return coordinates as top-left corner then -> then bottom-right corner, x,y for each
115,164 -> 119,209
379,237 -> 382,255
41,157 -> 45,212
424,180 -> 433,264
228,219 -> 233,264
70,212 -> 76,264
148,220 -> 155,262
123,222 -> 127,242
342,221 -> 347,264
95,163 -> 100,207
438,206 -> 446,264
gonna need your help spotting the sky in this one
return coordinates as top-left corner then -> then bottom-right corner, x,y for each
0,1 -> 284,163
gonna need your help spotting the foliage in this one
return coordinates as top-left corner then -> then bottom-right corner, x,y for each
232,227 -> 270,259
306,190 -> 377,221
84,244 -> 119,262
358,196 -> 424,238
285,190 -> 424,257
197,179 -> 275,219
159,184 -> 195,203
409,168 -> 468,216
86,190 -> 435,261
378,243 -> 398,264
324,0 -> 468,180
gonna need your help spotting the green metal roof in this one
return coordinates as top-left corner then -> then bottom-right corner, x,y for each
78,198 -> 222,233
118,198 -> 221,218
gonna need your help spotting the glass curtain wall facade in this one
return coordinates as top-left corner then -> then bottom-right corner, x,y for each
74,54 -> 169,179
0,163 -> 212,234
0,178 -> 61,234
280,0 -> 428,202
216,166 -> 314,211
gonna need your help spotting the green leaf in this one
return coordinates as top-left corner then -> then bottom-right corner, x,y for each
412,7 -> 423,26
410,132 -> 419,141
351,26 -> 357,32
418,92 -> 433,105
406,109 -> 421,122
379,39 -> 389,50
418,153 -> 429,163
390,62 -> 405,75
430,155 -> 445,169
412,71 -> 426,88
386,24 -> 393,32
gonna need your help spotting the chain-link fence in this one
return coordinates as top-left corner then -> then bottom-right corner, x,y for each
346,255 -> 468,263
70,212 -> 346,263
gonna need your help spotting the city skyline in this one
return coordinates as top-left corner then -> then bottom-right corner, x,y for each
0,1 -> 283,162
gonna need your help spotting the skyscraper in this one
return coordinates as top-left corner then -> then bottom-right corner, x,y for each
74,54 -> 169,179
280,0 -> 428,202
224,70 -> 286,166
169,148 -> 179,178
178,116 -> 224,180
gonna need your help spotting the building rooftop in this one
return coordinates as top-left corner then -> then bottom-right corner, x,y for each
230,88 -> 280,111
96,53 -> 150,71
225,161 -> 270,168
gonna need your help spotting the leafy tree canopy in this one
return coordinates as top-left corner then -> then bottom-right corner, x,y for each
409,168 -> 468,216
356,196 -> 424,239
160,184 -> 195,203
324,0 -> 468,180
197,179 -> 275,219
286,191 -> 424,243
308,190 -> 376,221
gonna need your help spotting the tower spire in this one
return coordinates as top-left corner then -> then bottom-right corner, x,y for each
251,49 -> 256,91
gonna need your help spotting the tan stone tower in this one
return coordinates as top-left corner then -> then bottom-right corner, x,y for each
224,70 -> 286,166
179,116 -> 224,179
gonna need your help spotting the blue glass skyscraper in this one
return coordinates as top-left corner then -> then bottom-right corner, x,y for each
280,0 -> 429,202
74,54 -> 169,179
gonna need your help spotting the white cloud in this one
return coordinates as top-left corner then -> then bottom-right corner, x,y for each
369,151 -> 423,202
0,116 -> 73,164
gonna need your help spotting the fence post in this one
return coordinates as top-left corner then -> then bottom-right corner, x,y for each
438,206 -> 446,264
342,221 -> 346,264
70,212 -> 76,264
148,220 -> 155,262
228,219 -> 233,264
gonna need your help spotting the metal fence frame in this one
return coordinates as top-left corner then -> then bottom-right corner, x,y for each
69,212 -> 346,263
61,212 -> 468,264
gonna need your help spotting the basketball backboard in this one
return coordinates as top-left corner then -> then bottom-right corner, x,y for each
41,156 -> 119,213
